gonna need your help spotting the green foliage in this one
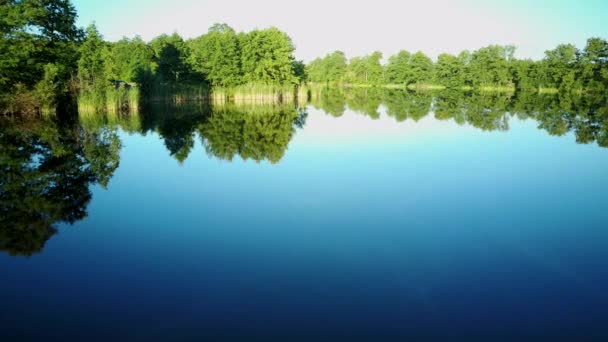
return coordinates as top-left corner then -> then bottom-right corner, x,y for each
580,37 -> 608,91
239,27 -> 298,85
0,0 -> 82,112
345,51 -> 384,85
385,50 -> 412,84
434,53 -> 464,88
306,51 -> 347,84
150,33 -> 198,84
78,24 -> 106,90
34,63 -> 61,113
2,0 -> 607,114
510,59 -> 536,91
543,44 -> 579,91
373,50 -> 434,86
469,45 -> 515,86
187,23 -> 242,87
408,51 -> 434,85
104,36 -> 156,84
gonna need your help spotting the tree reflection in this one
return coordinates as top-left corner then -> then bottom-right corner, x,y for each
384,90 -> 433,122
106,102 -> 307,164
0,116 -> 120,256
310,87 -> 346,117
309,87 -> 608,148
200,104 -> 303,164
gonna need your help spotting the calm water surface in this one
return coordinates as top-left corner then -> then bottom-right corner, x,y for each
2,91 -> 608,340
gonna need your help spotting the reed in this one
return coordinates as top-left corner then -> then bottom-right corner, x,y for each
210,83 -> 298,104
406,83 -> 447,91
78,87 -> 140,114
538,87 -> 559,94
478,85 -> 516,93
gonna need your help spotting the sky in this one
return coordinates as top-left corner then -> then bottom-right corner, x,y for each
71,0 -> 607,62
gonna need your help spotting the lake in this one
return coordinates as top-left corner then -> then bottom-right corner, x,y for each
1,89 -> 608,340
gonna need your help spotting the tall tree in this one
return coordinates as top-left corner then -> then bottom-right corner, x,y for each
150,33 -> 195,84
188,23 -> 242,87
434,53 -> 464,88
0,0 -> 82,107
408,51 -> 434,85
77,24 -> 106,90
385,50 -> 412,84
239,27 -> 297,85
469,45 -> 515,86
544,44 -> 579,91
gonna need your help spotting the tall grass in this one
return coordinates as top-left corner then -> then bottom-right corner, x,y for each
211,83 -> 297,104
538,87 -> 559,94
78,87 -> 140,114
478,85 -> 516,93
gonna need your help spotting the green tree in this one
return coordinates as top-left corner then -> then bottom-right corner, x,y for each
580,37 -> 608,91
239,28 -> 297,85
0,0 -> 82,112
408,51 -> 434,85
345,51 -> 384,85
543,44 -> 579,91
77,24 -> 106,91
150,33 -> 195,84
469,45 -> 515,86
188,23 -> 242,87
308,51 -> 347,85
510,59 -> 537,91
434,53 -> 464,88
385,50 -> 412,84
104,36 -> 156,85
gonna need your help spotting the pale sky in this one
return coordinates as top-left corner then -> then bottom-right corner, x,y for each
71,0 -> 607,62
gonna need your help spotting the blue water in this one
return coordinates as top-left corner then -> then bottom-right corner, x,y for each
2,102 -> 608,340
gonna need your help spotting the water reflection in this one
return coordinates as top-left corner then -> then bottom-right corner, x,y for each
0,116 -> 120,256
312,89 -> 608,146
1,89 -> 607,256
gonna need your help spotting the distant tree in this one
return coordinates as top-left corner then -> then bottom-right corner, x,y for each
385,50 -> 412,84
469,45 -> 515,86
510,59 -> 537,91
457,50 -> 473,87
543,44 -> 579,91
580,37 -> 608,91
434,53 -> 463,88
345,51 -> 384,85
408,51 -> 434,85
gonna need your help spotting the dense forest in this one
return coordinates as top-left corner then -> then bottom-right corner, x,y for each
1,0 -> 607,116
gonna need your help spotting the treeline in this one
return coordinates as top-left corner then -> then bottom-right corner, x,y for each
1,1 -> 304,114
306,40 -> 608,92
77,22 -> 304,98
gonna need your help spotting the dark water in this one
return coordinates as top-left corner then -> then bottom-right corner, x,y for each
2,90 -> 608,340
